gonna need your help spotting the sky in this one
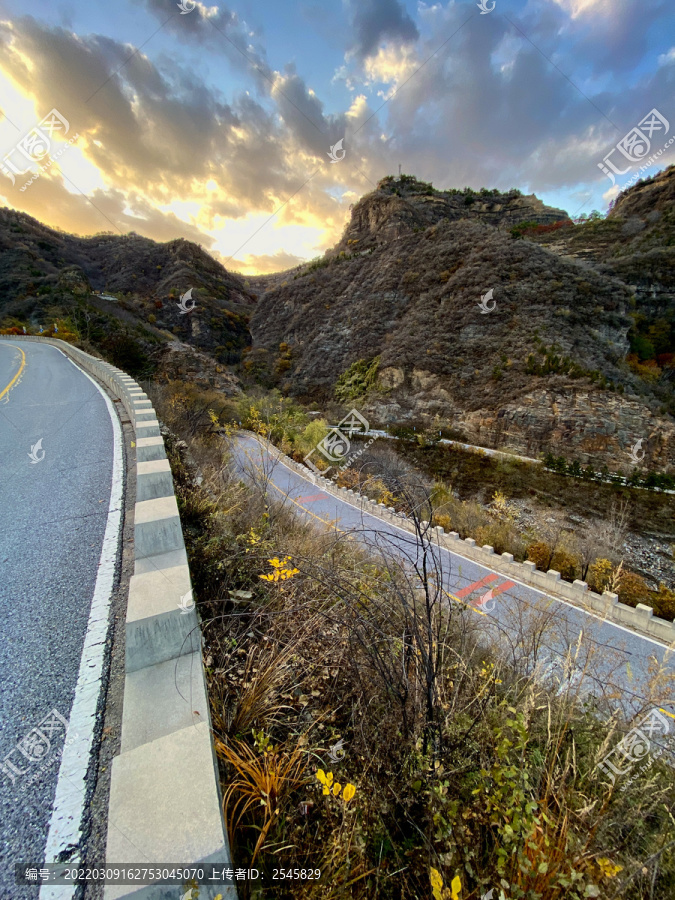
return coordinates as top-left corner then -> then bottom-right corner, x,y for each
0,0 -> 673,274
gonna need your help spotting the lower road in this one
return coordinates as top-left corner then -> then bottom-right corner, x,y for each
233,432 -> 675,718
0,340 -> 123,899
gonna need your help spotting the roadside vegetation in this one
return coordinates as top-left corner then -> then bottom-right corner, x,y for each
149,380 -> 675,900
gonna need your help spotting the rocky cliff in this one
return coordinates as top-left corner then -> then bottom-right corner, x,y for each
249,174 -> 674,471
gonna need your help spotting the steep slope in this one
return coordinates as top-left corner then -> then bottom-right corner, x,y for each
520,165 -> 675,390
250,176 -> 675,470
0,207 -> 254,365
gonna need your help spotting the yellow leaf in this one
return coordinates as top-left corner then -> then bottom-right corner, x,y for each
326,771 -> 334,786
342,783 -> 356,803
130,441 -> 136,448
451,874 -> 462,900
316,769 -> 327,785
430,867 -> 443,900
333,782 -> 341,795
322,786 -> 330,795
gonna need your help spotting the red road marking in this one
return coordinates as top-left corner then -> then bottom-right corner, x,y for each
455,573 -> 498,599
297,493 -> 328,503
472,580 -> 515,607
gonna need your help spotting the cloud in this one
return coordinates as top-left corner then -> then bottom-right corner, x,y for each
0,0 -> 673,274
139,0 -> 273,89
345,0 -> 419,62
225,249 -> 305,274
545,0 -> 673,75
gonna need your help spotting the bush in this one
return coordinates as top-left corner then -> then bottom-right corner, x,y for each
433,513 -> 453,533
617,571 -> 650,607
587,558 -> 614,593
527,541 -> 553,571
551,549 -> 578,581
335,356 -> 380,402
652,584 -> 675,620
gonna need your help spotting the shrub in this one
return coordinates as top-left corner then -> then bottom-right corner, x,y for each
652,584 -> 675,620
527,541 -> 553,571
433,513 -> 453,533
617,571 -> 650,607
335,356 -> 380,402
551,549 -> 578,581
587,558 -> 614,593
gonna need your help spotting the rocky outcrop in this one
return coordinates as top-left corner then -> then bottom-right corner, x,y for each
156,340 -> 242,396
332,176 -> 570,253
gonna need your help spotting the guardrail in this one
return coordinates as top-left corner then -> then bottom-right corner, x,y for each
1,337 -> 233,899
243,430 -> 675,648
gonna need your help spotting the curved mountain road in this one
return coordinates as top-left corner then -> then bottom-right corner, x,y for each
0,341 -> 123,898
232,432 -> 675,718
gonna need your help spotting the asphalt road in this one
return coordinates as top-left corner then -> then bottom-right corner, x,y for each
233,432 -> 675,719
0,341 -> 123,898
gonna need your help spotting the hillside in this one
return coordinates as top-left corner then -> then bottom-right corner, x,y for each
520,165 -> 675,397
249,174 -> 675,471
0,207 -> 255,374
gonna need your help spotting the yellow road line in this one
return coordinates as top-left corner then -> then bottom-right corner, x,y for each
245,453 -> 344,533
443,589 -> 487,617
0,344 -> 26,402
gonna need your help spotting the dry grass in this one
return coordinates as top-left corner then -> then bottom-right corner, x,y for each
153,382 -> 675,900
215,736 -> 310,864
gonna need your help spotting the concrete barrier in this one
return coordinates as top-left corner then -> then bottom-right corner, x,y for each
0,337 -> 233,899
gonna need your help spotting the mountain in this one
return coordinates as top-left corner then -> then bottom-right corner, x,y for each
0,207 -> 254,374
249,173 -> 675,471
2,169 -> 673,472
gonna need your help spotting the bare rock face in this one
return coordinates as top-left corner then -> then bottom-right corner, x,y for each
156,340 -> 241,396
333,177 -> 570,254
462,390 -> 675,470
364,378 -> 675,470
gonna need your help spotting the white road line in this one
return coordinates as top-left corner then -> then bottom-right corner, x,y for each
240,434 -> 673,653
40,359 -> 124,900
